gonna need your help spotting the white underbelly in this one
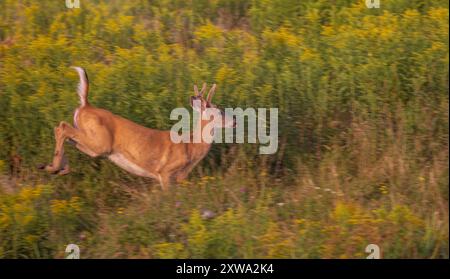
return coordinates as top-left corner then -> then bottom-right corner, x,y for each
108,153 -> 157,179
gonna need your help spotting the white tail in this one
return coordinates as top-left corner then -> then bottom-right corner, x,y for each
71,66 -> 89,106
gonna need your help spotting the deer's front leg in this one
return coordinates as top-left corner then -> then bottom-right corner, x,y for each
158,173 -> 173,191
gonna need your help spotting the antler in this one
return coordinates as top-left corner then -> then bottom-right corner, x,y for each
194,83 -> 207,97
206,84 -> 217,102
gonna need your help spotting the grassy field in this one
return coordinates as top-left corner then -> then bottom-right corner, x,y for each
0,0 -> 448,258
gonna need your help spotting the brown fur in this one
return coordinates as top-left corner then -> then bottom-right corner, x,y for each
42,67 -> 232,190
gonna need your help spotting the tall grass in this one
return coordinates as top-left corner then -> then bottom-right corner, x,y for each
0,0 -> 448,258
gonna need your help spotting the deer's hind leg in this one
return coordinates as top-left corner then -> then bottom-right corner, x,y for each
43,121 -> 112,174
74,142 -> 100,158
63,120 -> 113,156
43,124 -> 69,174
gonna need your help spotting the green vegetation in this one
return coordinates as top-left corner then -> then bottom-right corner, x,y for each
0,0 -> 448,258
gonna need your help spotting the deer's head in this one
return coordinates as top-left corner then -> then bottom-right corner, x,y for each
190,83 -> 236,129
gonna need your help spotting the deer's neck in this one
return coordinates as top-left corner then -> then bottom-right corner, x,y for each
187,118 -> 214,159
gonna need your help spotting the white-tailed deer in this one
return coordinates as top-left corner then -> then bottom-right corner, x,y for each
41,67 -> 235,190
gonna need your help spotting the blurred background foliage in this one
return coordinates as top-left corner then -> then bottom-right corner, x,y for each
0,0 -> 448,258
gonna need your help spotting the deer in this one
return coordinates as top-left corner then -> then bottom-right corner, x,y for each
40,67 -> 236,190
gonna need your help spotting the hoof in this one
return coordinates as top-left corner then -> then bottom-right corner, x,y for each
37,163 -> 47,170
57,166 -> 71,176
40,164 -> 60,174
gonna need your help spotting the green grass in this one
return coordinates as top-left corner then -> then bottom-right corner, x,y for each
0,0 -> 448,258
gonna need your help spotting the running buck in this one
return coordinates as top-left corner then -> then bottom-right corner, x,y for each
41,67 -> 235,190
